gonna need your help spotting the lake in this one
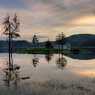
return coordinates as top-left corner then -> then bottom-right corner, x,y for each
0,53 -> 95,95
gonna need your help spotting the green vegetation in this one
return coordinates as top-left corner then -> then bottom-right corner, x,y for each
15,47 -> 93,55
16,48 -> 69,54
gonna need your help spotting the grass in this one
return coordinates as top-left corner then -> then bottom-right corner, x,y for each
16,48 -> 69,54
15,47 -> 93,55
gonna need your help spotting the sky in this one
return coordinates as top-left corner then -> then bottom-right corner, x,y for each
0,0 -> 95,41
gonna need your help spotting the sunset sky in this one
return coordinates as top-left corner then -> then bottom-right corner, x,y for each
0,0 -> 95,41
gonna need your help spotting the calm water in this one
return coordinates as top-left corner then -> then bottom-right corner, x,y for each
0,54 -> 95,95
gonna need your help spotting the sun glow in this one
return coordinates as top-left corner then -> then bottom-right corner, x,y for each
77,71 -> 95,78
70,15 -> 95,25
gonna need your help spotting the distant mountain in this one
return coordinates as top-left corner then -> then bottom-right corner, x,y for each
0,34 -> 95,53
0,40 -> 32,52
65,34 -> 95,48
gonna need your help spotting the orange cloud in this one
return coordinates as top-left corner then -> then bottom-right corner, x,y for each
70,15 -> 95,26
76,70 -> 95,78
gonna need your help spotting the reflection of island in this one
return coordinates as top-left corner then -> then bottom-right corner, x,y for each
56,55 -> 67,70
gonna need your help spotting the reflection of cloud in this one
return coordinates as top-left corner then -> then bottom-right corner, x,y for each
76,71 -> 95,78
68,59 -> 95,78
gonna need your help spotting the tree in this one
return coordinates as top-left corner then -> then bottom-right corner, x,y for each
56,32 -> 66,54
3,14 -> 20,68
32,34 -> 39,48
56,32 -> 65,46
45,40 -> 53,49
2,14 -> 30,87
2,14 -> 21,87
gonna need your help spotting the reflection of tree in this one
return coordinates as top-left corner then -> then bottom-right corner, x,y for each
3,63 -> 20,87
56,55 -> 67,70
32,55 -> 39,68
45,54 -> 53,63
3,62 -> 30,87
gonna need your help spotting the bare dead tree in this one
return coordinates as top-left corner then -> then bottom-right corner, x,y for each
2,14 -> 30,87
3,14 -> 20,69
2,14 -> 21,86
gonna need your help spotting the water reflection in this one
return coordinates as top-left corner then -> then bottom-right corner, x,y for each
32,53 -> 67,69
1,53 -> 95,95
56,54 -> 67,70
45,53 -> 67,69
3,61 -> 30,87
3,62 -> 20,87
2,53 -> 68,88
45,53 -> 53,63
32,54 -> 39,68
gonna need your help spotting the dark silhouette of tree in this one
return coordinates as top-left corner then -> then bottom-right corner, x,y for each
56,32 -> 65,44
56,32 -> 66,54
32,34 -> 39,48
45,40 -> 53,49
2,14 -> 21,87
3,14 -> 20,67
2,14 -> 30,87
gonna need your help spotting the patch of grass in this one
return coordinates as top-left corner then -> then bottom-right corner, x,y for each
16,48 -> 68,54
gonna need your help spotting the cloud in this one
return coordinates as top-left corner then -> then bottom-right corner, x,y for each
22,0 -> 95,27
1,0 -> 95,41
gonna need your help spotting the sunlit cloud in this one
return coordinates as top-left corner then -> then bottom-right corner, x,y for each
70,15 -> 95,25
